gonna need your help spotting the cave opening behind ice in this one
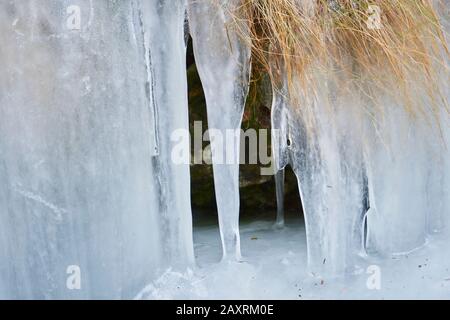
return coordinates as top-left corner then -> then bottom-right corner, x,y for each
186,35 -> 307,265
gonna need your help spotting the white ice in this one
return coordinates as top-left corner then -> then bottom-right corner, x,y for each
0,0 -> 448,300
188,0 -> 251,260
0,0 -> 193,299
271,65 -> 367,276
137,216 -> 450,299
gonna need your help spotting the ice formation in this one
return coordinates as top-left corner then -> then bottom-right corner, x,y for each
271,66 -> 367,275
0,0 -> 193,299
271,60 -> 449,276
364,104 -> 431,254
268,3 -> 450,276
188,0 -> 251,260
0,0 -> 448,299
439,3 -> 450,236
363,4 -> 450,255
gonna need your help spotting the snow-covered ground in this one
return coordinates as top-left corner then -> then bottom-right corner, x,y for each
137,213 -> 450,300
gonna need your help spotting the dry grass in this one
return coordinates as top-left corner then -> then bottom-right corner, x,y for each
228,0 -> 449,130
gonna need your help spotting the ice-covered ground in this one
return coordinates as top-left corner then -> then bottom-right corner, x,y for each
137,213 -> 450,300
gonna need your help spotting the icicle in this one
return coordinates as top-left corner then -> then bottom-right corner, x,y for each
139,0 -> 194,268
0,0 -> 193,299
188,0 -> 251,260
364,104 -> 430,255
271,70 -> 290,229
274,170 -> 286,228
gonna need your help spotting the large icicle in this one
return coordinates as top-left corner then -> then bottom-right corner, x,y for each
139,0 -> 194,268
188,0 -> 251,260
438,2 -> 450,237
363,3 -> 449,252
271,64 -> 367,276
0,0 -> 193,299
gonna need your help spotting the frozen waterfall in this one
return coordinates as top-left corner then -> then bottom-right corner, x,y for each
0,0 -> 193,299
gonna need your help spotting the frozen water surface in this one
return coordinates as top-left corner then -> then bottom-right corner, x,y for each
138,215 -> 450,299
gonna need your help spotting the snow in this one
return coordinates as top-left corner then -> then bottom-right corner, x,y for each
138,214 -> 450,300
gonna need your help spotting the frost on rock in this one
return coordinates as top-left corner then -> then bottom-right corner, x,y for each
188,0 -> 251,260
0,0 -> 193,299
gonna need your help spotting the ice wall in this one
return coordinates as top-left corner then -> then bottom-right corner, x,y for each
439,1 -> 450,236
139,0 -> 194,269
0,0 -> 193,299
279,70 -> 446,274
271,72 -> 290,229
188,0 -> 251,260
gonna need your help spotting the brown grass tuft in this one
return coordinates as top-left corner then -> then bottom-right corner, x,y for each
228,0 -> 449,130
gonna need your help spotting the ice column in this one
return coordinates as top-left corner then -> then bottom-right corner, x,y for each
188,0 -> 251,260
439,3 -> 450,236
364,103 -> 430,255
272,66 -> 367,275
363,0 -> 449,255
0,0 -> 193,299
